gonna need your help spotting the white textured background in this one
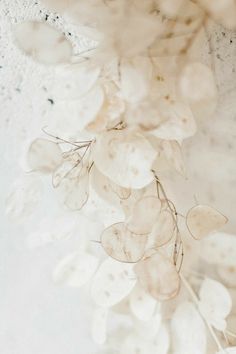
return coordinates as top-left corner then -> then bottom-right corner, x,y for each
0,1 -> 236,354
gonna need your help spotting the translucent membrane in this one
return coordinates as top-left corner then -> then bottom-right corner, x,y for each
198,278 -> 232,331
92,130 -> 156,189
171,301 -> 206,354
53,252 -> 99,287
201,232 -> 236,267
91,166 -> 130,208
129,284 -> 157,321
101,222 -> 147,263
126,196 -> 161,235
146,209 -> 175,249
186,204 -> 228,239
14,22 -> 72,64
91,257 -> 136,307
57,164 -> 89,211
152,99 -> 197,140
27,138 -> 62,173
91,307 -> 108,345
134,252 -> 180,301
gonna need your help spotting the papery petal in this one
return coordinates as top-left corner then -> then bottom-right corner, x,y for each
101,222 -> 147,263
129,284 -> 157,321
91,257 -> 136,307
126,196 -> 161,235
171,301 -> 207,354
53,251 -> 99,287
52,64 -> 100,100
92,130 -> 157,189
14,22 -> 72,64
198,278 -> 232,331
27,138 -> 62,173
179,62 -> 217,103
186,205 -> 228,240
200,232 -> 236,267
91,307 -> 108,345
152,99 -> 197,140
134,252 -> 180,301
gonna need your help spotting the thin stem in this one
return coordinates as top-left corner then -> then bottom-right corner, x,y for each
180,273 -> 225,353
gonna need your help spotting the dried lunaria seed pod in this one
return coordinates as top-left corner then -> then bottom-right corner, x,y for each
126,196 -> 161,235
119,57 -> 152,103
91,257 -> 136,307
179,62 -> 217,103
120,325 -> 170,354
146,209 -> 175,249
52,156 -> 78,188
198,278 -> 232,331
91,307 -> 108,345
53,251 -> 99,287
134,252 -> 180,301
152,99 -> 197,141
200,232 -> 236,267
101,222 -> 148,263
129,284 -> 157,321
186,204 -> 228,240
27,138 -> 63,173
14,22 -> 72,64
52,64 -> 100,100
198,0 -> 236,29
92,130 -> 157,189
90,166 -> 130,208
161,140 -> 186,177
171,302 -> 207,354
57,164 -> 89,211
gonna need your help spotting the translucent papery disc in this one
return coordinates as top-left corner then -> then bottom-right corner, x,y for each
14,22 -> 72,65
27,138 -> 63,173
120,182 -> 157,218
91,307 -> 108,345
52,251 -> 99,287
120,325 -> 169,354
119,57 -> 152,103
178,62 -> 217,103
92,130 -> 157,189
52,64 -> 100,100
162,140 -> 186,176
146,209 -> 175,249
186,204 -> 228,240
129,284 -> 157,321
200,232 -> 236,267
134,252 -> 180,301
198,0 -> 236,29
133,312 -> 162,340
52,156 -> 79,188
171,301 -> 207,354
101,222 -> 148,263
198,278 -> 232,331
91,257 -> 136,307
152,99 -> 196,140
57,164 -> 89,211
126,196 -> 161,235
90,166 -> 130,208
157,0 -> 201,19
